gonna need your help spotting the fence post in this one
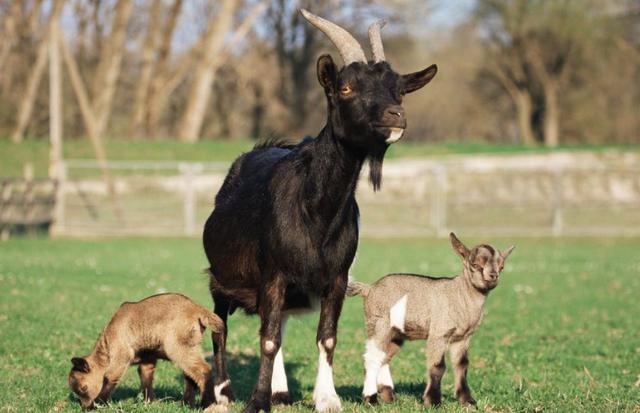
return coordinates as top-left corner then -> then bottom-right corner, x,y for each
51,161 -> 66,237
431,163 -> 448,237
180,163 -> 201,236
551,168 -> 563,236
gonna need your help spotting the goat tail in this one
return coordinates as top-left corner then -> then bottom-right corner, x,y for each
346,280 -> 371,297
199,308 -> 225,335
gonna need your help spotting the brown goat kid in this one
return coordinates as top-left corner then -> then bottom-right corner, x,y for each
347,233 -> 514,407
68,293 -> 224,410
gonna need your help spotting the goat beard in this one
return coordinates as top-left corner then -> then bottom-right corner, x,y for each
367,144 -> 388,191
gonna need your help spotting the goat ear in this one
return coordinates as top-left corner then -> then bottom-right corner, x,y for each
501,245 -> 515,260
317,54 -> 337,93
71,357 -> 90,373
402,64 -> 437,94
450,232 -> 469,260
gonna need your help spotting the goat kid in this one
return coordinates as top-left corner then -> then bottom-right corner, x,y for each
68,293 -> 224,410
203,9 -> 437,413
347,233 -> 514,407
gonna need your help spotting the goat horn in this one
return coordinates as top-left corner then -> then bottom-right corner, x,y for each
368,19 -> 386,63
300,9 -> 367,65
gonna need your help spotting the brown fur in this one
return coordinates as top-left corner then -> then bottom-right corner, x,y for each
68,293 -> 224,410
349,233 -> 514,407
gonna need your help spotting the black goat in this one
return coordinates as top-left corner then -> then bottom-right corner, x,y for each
203,10 -> 437,413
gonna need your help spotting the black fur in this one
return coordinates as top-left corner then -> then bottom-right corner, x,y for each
203,55 -> 436,413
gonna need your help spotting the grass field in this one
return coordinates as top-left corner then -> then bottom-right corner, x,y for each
0,237 -> 639,412
2,138 -> 639,177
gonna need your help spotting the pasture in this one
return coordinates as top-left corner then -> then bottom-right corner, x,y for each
0,237 -> 638,412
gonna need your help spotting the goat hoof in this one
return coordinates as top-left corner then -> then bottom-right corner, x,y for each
242,397 -> 270,413
363,394 -> 378,405
423,393 -> 442,408
204,404 -> 230,413
182,394 -> 197,408
459,396 -> 477,407
314,392 -> 341,412
271,391 -> 292,405
214,380 -> 236,405
378,386 -> 395,402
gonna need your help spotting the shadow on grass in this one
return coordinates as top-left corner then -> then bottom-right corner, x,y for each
65,353 -> 304,408
337,381 -> 456,404
65,384 -> 184,408
206,351 -> 304,403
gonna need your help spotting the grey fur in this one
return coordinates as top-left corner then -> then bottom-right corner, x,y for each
349,233 -> 514,407
368,20 -> 387,63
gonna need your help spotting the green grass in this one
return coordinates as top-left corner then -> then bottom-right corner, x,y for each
2,138 -> 639,178
0,237 -> 639,412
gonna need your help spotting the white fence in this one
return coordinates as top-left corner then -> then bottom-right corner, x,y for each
53,152 -> 640,238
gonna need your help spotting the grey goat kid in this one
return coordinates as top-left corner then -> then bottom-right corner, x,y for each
346,233 -> 514,407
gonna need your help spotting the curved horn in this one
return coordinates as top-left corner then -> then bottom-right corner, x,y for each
300,9 -> 366,65
368,19 -> 386,63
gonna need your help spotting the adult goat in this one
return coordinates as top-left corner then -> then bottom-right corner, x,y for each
203,10 -> 437,413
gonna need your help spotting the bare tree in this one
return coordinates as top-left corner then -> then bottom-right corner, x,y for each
475,0 -> 599,147
130,0 -> 162,137
90,0 -> 133,139
177,0 -> 239,142
0,1 -> 21,90
11,0 -> 65,143
177,0 -> 267,142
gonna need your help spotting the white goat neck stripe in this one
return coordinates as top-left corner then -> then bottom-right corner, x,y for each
390,294 -> 407,332
386,128 -> 404,143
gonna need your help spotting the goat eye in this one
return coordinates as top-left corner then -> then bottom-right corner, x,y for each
340,85 -> 352,95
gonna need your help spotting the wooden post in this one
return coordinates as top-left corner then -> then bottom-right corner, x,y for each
431,164 -> 448,237
51,161 -> 67,237
49,20 -> 62,180
551,168 -> 564,236
180,163 -> 200,236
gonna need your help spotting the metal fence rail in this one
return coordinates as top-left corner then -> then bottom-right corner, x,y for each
53,154 -> 640,238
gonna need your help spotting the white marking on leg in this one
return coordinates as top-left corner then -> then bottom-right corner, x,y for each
214,379 -> 230,405
390,295 -> 407,333
377,363 -> 394,389
313,340 -> 341,412
362,339 -> 385,396
271,316 -> 288,394
264,340 -> 275,353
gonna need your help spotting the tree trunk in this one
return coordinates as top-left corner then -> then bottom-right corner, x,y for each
0,0 -> 20,89
144,0 -> 183,138
11,0 -> 65,143
60,27 -> 121,217
514,91 -> 536,145
11,37 -> 49,143
91,0 -> 133,139
543,80 -> 560,147
131,0 -> 162,137
49,17 -> 63,179
177,0 -> 238,143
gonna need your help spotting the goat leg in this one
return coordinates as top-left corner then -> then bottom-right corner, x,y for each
450,340 -> 476,406
212,296 -> 235,404
423,339 -> 446,407
313,274 -> 347,413
138,360 -> 156,402
244,276 -> 286,413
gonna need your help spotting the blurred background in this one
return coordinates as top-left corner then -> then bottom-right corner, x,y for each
1,3 -> 639,412
0,0 -> 639,238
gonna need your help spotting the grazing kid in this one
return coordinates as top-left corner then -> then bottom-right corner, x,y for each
347,233 -> 514,407
68,293 -> 224,410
